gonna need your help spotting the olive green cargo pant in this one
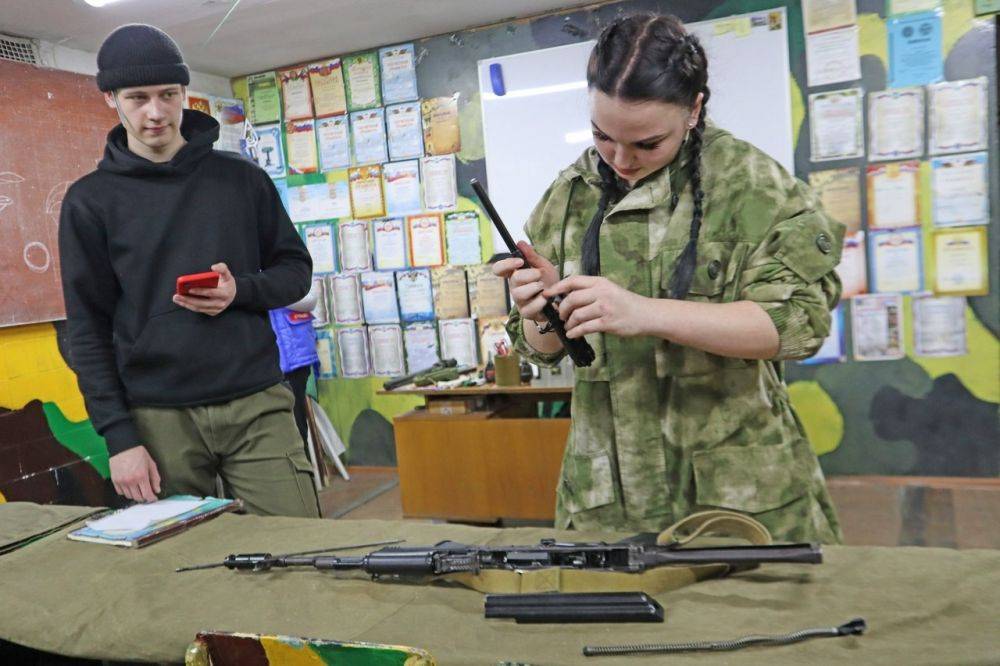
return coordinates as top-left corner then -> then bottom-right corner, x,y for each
131,383 -> 320,518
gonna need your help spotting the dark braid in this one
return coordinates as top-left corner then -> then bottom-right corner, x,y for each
667,35 -> 710,299
581,158 -> 622,276
586,15 -> 710,298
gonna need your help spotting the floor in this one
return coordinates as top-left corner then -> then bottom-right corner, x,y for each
319,468 -> 1000,549
318,466 -> 405,520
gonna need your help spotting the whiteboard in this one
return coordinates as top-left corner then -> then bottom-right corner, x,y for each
478,8 -> 793,246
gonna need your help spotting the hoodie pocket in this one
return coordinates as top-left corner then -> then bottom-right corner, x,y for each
121,307 -> 274,400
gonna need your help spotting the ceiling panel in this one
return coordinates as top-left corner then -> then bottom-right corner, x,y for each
0,0 -> 602,76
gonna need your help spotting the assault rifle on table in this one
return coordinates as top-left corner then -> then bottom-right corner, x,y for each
176,538 -> 822,577
382,358 -> 477,391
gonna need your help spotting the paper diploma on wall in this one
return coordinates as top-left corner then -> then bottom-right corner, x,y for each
810,168 -> 862,235
279,65 -> 313,121
383,160 -> 423,215
809,88 -> 864,161
251,123 -> 285,178
932,227 -> 988,296
351,108 -> 389,166
852,294 -> 905,361
445,211 -> 482,265
337,327 -> 371,378
868,88 -> 924,161
928,78 -> 989,155
396,269 -> 435,322
836,231 -> 868,298
285,119 -> 319,175
386,102 -> 425,161
438,318 -> 478,367
211,97 -> 246,154
303,222 -> 337,275
309,277 -> 329,328
407,214 -> 445,267
931,152 -> 989,227
344,51 -> 382,111
372,217 -> 408,270
315,329 -> 338,378
421,154 -> 457,211
421,95 -> 461,155
805,26 -> 860,87
348,165 -> 386,219
431,266 -> 469,319
404,321 -> 440,373
913,294 -> 967,357
467,264 -> 510,318
379,43 -> 419,104
330,273 -> 364,325
317,116 -> 350,171
360,270 -> 400,324
338,219 -> 372,272
368,324 -> 406,376
867,161 -> 920,229
870,228 -> 923,294
308,58 -> 348,117
247,71 -> 280,125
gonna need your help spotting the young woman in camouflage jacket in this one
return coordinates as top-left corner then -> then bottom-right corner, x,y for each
494,14 -> 845,543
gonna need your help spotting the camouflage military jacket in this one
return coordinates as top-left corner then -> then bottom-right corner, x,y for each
507,127 -> 845,543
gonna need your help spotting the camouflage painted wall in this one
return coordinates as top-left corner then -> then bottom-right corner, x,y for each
0,322 -> 115,505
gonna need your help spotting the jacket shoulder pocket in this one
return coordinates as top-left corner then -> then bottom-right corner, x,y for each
772,213 -> 844,284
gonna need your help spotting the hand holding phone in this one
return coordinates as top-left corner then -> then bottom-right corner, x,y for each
176,271 -> 221,297
173,264 -> 236,317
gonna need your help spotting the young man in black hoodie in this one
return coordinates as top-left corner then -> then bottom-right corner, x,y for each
59,24 -> 319,517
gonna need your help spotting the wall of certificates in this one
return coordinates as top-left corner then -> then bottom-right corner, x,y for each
219,0 -> 996,471
799,0 -> 993,363
236,44 -> 511,380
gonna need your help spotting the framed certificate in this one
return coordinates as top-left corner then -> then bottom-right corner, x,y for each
308,58 -> 347,117
348,165 -> 386,219
931,227 -> 988,296
379,43 -> 418,104
278,65 -> 313,121
407,214 -> 445,267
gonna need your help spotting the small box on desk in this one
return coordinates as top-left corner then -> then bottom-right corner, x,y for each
427,396 -> 487,415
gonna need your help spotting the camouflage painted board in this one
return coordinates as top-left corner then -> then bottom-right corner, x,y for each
186,631 -> 435,666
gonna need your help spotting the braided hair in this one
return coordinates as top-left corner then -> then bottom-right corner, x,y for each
583,14 -> 710,300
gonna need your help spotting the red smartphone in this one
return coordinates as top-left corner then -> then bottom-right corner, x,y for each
176,271 -> 220,296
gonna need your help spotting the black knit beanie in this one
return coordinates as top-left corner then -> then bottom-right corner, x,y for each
96,24 -> 190,92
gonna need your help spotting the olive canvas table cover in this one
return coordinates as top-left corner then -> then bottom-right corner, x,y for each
0,502 -> 996,664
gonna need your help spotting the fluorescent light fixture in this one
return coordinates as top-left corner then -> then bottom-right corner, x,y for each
84,0 -> 127,7
564,129 -> 592,144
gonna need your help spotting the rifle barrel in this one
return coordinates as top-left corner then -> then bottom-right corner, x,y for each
642,543 -> 822,567
470,179 -> 519,254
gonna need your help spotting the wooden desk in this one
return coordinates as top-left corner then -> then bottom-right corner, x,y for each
380,384 -> 571,522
